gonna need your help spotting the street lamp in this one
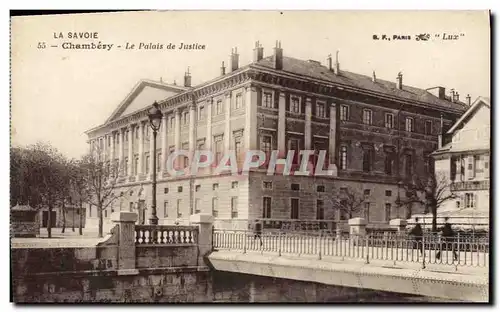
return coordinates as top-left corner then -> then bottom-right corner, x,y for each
148,101 -> 163,226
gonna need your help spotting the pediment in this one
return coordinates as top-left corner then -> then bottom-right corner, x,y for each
106,80 -> 187,123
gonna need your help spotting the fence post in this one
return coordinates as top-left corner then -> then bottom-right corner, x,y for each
318,232 -> 322,260
278,232 -> 282,257
189,213 -> 214,267
243,229 -> 247,254
421,233 -> 426,269
110,211 -> 138,275
348,217 -> 367,263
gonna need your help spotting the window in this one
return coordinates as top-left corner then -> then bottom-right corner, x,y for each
164,187 -> 169,194
263,197 -> 272,218
135,128 -> 139,139
169,116 -> 175,129
178,186 -> 183,193
316,200 -> 325,220
157,153 -> 162,172
198,105 -> 205,120
216,100 -> 223,115
213,183 -> 219,191
425,120 -> 432,135
362,146 -> 374,172
235,94 -> 242,109
176,199 -> 182,217
231,197 -> 238,218
385,152 -> 394,175
234,135 -> 242,159
291,183 -> 300,191
124,157 -> 129,175
104,209 -> 107,218
212,197 -> 219,217
145,126 -> 150,138
134,157 -> 139,175
197,141 -> 205,150
263,181 -> 273,190
340,105 -> 349,121
317,185 -> 325,192
405,117 -> 414,132
363,109 -> 372,125
195,199 -> 201,214
261,135 -> 272,158
364,202 -> 370,221
263,92 -> 273,108
291,198 -> 300,219
364,189 -> 371,196
214,136 -> 223,164
316,102 -> 325,118
163,201 -> 168,218
231,181 -> 238,189
288,138 -> 300,164
385,190 -> 392,197
129,202 -> 134,211
405,153 -> 413,177
290,96 -> 300,113
339,146 -> 348,170
465,193 -> 476,208
385,203 -> 391,221
76,208 -> 80,215
450,156 -> 457,181
183,111 -> 189,125
124,132 -> 128,142
195,185 -> 201,192
145,155 -> 150,174
385,113 -> 394,129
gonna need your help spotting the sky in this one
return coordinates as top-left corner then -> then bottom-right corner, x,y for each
10,10 -> 490,159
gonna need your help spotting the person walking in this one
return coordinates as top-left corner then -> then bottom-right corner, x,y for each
436,217 -> 458,261
253,220 -> 263,246
409,217 -> 423,255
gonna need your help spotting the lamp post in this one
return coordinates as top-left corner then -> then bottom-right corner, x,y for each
148,101 -> 163,226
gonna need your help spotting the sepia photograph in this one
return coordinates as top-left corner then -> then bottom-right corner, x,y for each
9,10 -> 491,303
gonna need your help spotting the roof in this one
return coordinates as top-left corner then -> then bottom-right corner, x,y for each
447,96 -> 490,134
11,204 -> 36,211
253,56 -> 468,111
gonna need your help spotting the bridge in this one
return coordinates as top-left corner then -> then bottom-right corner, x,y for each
11,213 -> 489,302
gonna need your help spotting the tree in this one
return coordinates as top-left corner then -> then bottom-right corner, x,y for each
81,145 -> 130,238
68,159 -> 89,235
398,172 -> 457,231
331,187 -> 367,220
20,143 -> 69,238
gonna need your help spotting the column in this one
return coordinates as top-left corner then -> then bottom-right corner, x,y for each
102,135 -> 108,162
109,131 -> 115,162
189,214 -> 214,268
149,123 -> 155,178
161,114 -> 168,172
118,129 -> 124,176
245,85 -> 258,151
138,122 -> 144,175
224,93 -> 231,153
128,125 -> 133,177
278,90 -> 286,154
329,102 -> 337,164
174,108 -> 181,150
206,99 -> 213,151
111,211 -> 139,275
188,103 -> 196,152
304,98 -> 312,150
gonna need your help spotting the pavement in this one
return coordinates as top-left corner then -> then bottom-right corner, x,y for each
11,227 -> 112,249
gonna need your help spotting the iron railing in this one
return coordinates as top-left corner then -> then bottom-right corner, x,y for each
212,230 -> 489,268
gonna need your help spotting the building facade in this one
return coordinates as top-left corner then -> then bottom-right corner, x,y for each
429,97 -> 490,228
85,41 -> 467,231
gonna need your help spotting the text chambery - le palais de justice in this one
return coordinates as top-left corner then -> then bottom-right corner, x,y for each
52,32 -> 206,51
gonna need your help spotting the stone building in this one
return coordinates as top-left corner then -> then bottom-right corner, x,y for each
84,41 -> 467,231
427,96 -> 490,229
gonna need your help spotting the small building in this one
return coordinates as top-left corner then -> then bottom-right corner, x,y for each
428,96 -> 490,229
38,204 -> 87,229
11,204 -> 39,237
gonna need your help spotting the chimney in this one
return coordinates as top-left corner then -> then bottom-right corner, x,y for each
426,86 -> 446,99
273,40 -> 283,70
466,94 -> 471,106
454,92 -> 460,102
327,54 -> 333,71
372,71 -> 377,83
230,47 -> 239,72
184,67 -> 191,87
396,72 -> 403,90
220,61 -> 226,76
449,89 -> 455,102
438,114 -> 444,148
253,41 -> 264,62
334,50 -> 340,75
